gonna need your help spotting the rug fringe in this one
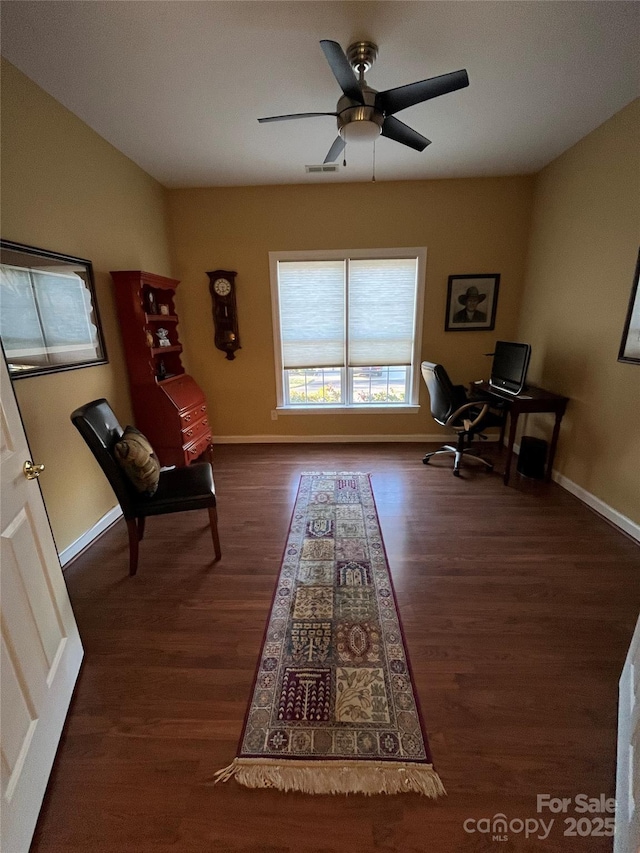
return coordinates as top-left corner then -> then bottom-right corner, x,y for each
213,758 -> 446,797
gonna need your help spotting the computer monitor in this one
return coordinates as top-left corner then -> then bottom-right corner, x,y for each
489,341 -> 531,395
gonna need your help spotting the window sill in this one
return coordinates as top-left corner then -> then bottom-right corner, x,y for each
276,405 -> 420,415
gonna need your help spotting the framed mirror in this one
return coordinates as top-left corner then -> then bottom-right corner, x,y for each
618,247 -> 640,364
0,240 -> 108,378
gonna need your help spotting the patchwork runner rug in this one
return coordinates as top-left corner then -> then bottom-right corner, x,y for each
215,472 -> 445,796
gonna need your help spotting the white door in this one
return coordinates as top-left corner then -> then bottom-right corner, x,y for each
615,614 -> 640,853
1,352 -> 83,853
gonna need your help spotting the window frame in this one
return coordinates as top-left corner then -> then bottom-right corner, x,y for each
269,247 -> 427,413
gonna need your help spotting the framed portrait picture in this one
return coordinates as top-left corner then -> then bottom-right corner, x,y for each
445,274 -> 500,332
0,240 -> 107,378
618,248 -> 640,364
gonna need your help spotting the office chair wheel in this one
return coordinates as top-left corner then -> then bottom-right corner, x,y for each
453,469 -> 461,478
422,457 -> 430,465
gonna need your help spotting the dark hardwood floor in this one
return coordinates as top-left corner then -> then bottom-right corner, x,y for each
31,443 -> 640,853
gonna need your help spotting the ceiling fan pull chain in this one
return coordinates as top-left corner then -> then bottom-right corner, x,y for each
343,142 -> 347,168
372,140 -> 376,182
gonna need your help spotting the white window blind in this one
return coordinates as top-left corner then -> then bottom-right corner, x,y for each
278,257 -> 419,370
278,260 -> 345,369
348,258 -> 418,367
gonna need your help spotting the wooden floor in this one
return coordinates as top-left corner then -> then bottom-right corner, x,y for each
31,443 -> 640,853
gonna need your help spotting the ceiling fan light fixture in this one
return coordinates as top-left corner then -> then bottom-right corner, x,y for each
337,105 -> 383,143
340,120 -> 382,143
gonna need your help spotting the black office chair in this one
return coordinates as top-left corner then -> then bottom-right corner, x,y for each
420,361 -> 504,477
71,398 -> 221,575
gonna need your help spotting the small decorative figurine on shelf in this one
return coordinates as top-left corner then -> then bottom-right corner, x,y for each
156,328 -> 171,347
147,290 -> 157,314
157,359 -> 167,380
145,330 -> 155,348
159,304 -> 170,315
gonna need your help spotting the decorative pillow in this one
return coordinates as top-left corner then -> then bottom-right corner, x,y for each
113,426 -> 160,496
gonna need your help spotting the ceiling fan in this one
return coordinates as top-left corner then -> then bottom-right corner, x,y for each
258,40 -> 469,164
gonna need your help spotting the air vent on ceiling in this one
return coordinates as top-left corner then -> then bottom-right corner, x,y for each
305,164 -> 340,173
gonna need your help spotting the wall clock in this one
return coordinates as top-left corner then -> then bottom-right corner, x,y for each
207,269 -> 241,360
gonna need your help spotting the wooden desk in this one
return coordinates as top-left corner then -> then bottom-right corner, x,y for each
471,382 -> 569,485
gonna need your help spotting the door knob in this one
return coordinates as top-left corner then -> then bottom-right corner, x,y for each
23,460 -> 45,480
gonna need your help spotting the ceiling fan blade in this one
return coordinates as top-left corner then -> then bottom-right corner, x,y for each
258,112 -> 337,123
320,40 -> 364,104
323,135 -> 346,163
381,116 -> 431,152
376,69 -> 469,116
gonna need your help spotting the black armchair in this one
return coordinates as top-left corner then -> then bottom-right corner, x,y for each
71,398 -> 221,575
420,361 -> 504,477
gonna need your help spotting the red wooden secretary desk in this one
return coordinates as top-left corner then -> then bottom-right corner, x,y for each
110,270 -> 213,467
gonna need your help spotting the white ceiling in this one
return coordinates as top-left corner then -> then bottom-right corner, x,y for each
1,1 -> 638,188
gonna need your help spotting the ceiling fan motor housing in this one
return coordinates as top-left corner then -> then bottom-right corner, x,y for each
337,88 -> 384,142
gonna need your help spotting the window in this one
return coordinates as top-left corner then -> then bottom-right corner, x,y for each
269,248 -> 426,411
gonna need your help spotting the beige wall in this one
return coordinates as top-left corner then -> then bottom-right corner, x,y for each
518,99 -> 640,524
3,55 -> 635,552
167,177 -> 534,437
1,60 -> 173,552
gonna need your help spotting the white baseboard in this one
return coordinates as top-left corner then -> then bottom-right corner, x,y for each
551,470 -> 640,543
213,434 -> 500,444
58,505 -> 122,567
511,440 -> 639,543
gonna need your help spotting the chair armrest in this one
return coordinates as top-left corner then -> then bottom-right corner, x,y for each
445,401 -> 490,430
